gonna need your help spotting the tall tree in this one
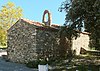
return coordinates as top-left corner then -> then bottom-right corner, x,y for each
0,2 -> 23,46
59,0 -> 100,50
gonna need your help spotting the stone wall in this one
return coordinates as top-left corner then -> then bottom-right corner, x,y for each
72,33 -> 90,55
7,19 -> 90,63
36,29 -> 60,61
7,20 -> 37,63
7,19 -> 61,63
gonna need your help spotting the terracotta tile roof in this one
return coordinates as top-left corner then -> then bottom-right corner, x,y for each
80,32 -> 90,35
20,18 -> 60,28
21,18 -> 43,27
51,24 -> 60,27
20,18 -> 90,35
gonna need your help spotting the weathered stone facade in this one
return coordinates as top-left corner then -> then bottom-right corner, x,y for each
7,10 -> 90,63
7,19 -> 37,63
36,29 -> 60,61
72,33 -> 90,55
7,18 -> 61,63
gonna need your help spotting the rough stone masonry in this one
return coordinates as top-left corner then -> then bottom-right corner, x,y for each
7,10 -> 90,63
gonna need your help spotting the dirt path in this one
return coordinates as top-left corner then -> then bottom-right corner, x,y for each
0,57 -> 37,71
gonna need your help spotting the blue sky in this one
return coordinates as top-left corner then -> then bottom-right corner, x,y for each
0,0 -> 66,25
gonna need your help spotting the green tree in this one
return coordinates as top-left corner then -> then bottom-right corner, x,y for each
59,0 -> 100,50
0,2 -> 23,46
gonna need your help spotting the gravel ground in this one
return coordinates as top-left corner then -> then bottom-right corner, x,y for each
0,52 -> 38,71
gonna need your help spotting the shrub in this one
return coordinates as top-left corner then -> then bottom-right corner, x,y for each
39,60 -> 47,65
26,60 -> 48,68
26,60 -> 39,68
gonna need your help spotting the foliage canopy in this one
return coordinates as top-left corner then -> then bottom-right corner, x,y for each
59,0 -> 100,50
0,2 -> 23,46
